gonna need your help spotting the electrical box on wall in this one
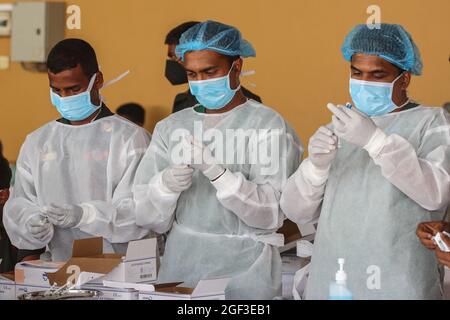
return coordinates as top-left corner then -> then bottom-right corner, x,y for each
11,2 -> 65,63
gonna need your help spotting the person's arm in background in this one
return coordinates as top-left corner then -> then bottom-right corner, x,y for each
416,220 -> 450,267
435,233 -> 450,268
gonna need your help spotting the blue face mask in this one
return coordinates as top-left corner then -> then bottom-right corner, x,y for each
50,73 -> 101,121
349,73 -> 405,117
188,62 -> 240,110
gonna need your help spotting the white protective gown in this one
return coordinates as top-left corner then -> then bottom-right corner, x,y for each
133,100 -> 303,299
3,115 -> 151,261
280,105 -> 450,299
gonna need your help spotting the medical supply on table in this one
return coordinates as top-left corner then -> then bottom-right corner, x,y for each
18,288 -> 101,300
433,231 -> 450,252
329,258 -> 353,300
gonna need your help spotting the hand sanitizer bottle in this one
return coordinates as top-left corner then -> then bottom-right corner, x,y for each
329,258 -> 353,300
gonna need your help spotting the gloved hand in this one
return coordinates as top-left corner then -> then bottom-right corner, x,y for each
44,204 -> 84,229
161,165 -> 194,193
327,103 -> 378,148
308,126 -> 338,170
182,135 -> 225,181
26,215 -> 54,242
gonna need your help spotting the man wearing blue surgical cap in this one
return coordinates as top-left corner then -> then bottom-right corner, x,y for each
281,24 -> 450,299
133,20 -> 303,299
164,21 -> 262,113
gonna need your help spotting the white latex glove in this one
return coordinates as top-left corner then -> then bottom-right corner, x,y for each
26,215 -> 54,242
182,135 -> 225,181
309,126 -> 338,170
327,103 -> 378,148
44,204 -> 84,229
161,165 -> 194,193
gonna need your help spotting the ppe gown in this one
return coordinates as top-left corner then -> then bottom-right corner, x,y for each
133,100 -> 303,299
3,115 -> 151,261
280,106 -> 450,299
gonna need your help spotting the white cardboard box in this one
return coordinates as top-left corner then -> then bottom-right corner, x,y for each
0,274 -> 16,300
15,260 -> 65,287
47,237 -> 159,286
103,277 -> 230,300
79,283 -> 139,300
105,238 -> 158,283
140,278 -> 230,300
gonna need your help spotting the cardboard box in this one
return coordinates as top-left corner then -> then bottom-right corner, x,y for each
102,277 -> 230,300
47,237 -> 159,286
79,283 -> 139,300
139,278 -> 230,300
0,273 -> 16,300
13,260 -> 64,299
278,220 -> 316,254
15,260 -> 65,287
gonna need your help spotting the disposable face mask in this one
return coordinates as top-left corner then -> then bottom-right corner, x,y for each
349,73 -> 406,117
50,70 -> 130,121
188,61 -> 241,110
50,73 -> 100,121
165,59 -> 188,85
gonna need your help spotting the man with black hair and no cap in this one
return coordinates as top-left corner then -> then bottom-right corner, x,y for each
3,39 -> 151,261
164,21 -> 262,113
117,102 -> 146,127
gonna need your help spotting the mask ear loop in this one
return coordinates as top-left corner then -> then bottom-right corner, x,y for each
102,70 -> 130,89
87,73 -> 103,115
227,60 -> 241,92
392,72 -> 410,109
87,73 -> 98,92
96,70 -> 131,104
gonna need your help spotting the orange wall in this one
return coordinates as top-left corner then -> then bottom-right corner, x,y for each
1,0 -> 449,161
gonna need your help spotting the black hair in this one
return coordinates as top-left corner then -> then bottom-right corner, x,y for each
165,21 -> 200,45
0,141 -> 12,189
47,38 -> 99,78
116,103 -> 146,125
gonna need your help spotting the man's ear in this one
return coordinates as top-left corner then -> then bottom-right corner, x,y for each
234,58 -> 243,74
95,71 -> 104,90
401,72 -> 411,91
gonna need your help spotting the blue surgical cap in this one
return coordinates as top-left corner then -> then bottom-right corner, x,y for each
175,20 -> 256,61
341,24 -> 423,75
